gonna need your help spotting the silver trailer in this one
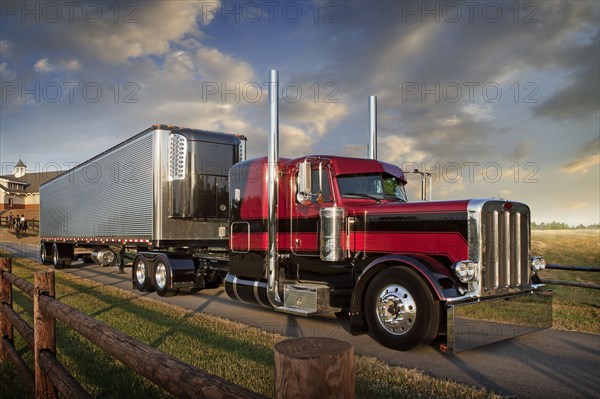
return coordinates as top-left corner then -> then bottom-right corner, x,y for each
40,125 -> 245,268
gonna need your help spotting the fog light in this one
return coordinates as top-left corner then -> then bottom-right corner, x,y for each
531,256 -> 546,272
453,261 -> 478,283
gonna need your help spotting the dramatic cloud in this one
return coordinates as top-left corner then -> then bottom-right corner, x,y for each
562,137 -> 600,174
281,99 -> 348,137
2,1 -> 218,65
280,124 -> 315,157
298,1 -> 599,166
533,32 -> 600,120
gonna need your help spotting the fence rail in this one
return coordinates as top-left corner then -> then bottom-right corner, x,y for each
0,216 -> 39,232
0,258 -> 266,399
541,263 -> 600,290
546,264 -> 600,272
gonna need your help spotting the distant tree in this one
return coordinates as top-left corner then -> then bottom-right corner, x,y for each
531,221 -> 600,230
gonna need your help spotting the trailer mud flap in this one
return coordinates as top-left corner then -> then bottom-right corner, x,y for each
446,290 -> 552,353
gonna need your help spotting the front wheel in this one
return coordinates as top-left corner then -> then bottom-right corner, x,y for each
153,260 -> 178,297
365,267 -> 440,351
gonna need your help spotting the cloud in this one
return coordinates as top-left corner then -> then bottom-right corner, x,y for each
379,136 -> 428,165
569,202 -> 586,210
0,40 -> 11,54
281,99 -> 348,137
196,47 -> 255,86
533,32 -> 599,120
297,1 -> 599,165
462,104 -> 494,123
0,62 -> 16,80
4,2 -> 218,65
512,141 -> 533,161
562,136 -> 600,173
280,124 -> 314,157
34,58 -> 81,73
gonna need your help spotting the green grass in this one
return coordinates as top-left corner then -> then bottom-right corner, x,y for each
0,257 -> 502,399
533,230 -> 600,334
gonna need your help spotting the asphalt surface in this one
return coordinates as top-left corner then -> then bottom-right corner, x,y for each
3,242 -> 600,399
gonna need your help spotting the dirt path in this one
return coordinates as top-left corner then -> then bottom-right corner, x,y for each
0,226 -> 40,245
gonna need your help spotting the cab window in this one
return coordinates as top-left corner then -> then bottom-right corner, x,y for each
297,169 -> 332,204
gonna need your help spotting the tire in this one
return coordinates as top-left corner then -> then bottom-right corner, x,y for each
364,267 -> 440,351
52,243 -> 64,270
132,256 -> 153,292
40,243 -> 51,265
153,259 -> 178,297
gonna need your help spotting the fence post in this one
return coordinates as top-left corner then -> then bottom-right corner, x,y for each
274,337 -> 355,399
34,271 -> 58,399
0,258 -> 13,361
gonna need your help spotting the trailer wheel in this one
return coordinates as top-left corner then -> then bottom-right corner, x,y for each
364,267 -> 439,351
133,257 -> 153,292
52,243 -> 64,269
40,243 -> 51,265
154,260 -> 178,297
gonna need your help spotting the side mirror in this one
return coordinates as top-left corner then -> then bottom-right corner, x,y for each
298,160 -> 312,195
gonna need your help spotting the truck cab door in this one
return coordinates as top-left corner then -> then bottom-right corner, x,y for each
290,167 -> 334,256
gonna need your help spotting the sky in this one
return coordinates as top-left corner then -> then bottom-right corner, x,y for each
0,0 -> 598,225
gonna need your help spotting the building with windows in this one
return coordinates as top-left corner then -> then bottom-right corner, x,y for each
0,160 -> 63,210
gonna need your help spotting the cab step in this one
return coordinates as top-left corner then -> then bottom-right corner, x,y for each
276,283 -> 340,316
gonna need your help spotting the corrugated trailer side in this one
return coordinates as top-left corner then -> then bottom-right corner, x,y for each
40,129 -> 155,239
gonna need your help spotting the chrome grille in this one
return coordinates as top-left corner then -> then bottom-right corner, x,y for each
480,203 -> 531,295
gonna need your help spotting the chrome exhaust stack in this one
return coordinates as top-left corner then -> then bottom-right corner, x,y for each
266,69 -> 282,307
368,95 -> 377,160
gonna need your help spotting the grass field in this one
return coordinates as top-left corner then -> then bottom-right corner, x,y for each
532,230 -> 600,334
0,256 -> 502,399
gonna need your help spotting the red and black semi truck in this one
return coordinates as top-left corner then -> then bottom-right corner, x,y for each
40,70 -> 551,352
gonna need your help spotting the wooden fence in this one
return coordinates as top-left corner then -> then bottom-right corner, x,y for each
541,263 -> 600,290
0,258 -> 267,399
0,216 -> 39,232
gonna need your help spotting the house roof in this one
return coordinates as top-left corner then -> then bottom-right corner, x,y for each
0,182 -> 27,194
15,159 -> 26,168
0,171 -> 64,193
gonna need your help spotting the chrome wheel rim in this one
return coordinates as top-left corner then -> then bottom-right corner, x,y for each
135,261 -> 146,285
155,263 -> 167,290
376,284 -> 417,335
53,246 -> 59,265
41,245 -> 46,262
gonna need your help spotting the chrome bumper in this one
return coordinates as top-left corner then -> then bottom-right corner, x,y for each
446,289 -> 552,353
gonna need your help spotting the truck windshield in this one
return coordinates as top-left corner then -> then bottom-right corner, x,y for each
337,174 -> 407,202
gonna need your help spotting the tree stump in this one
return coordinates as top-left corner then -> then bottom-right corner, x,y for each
274,337 -> 354,399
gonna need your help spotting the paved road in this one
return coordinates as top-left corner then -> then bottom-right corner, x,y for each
3,245 -> 600,399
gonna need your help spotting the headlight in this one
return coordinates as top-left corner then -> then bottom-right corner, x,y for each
453,260 -> 478,283
531,256 -> 546,272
